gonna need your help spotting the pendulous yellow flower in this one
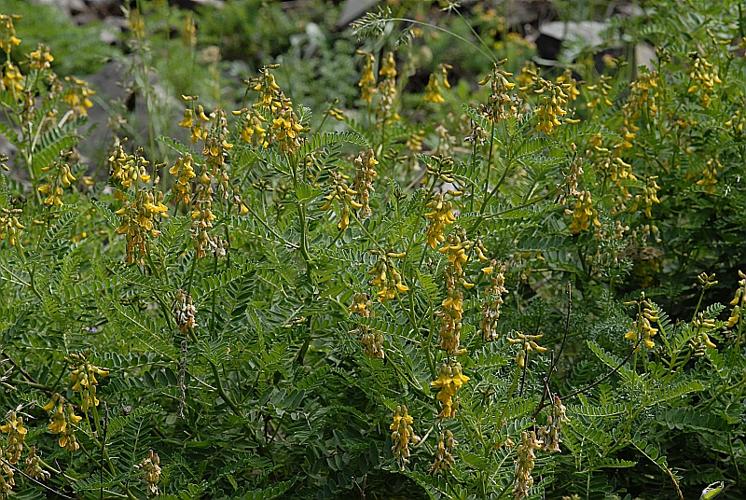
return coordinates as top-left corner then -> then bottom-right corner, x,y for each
390,405 -> 419,469
0,411 -> 27,464
431,361 -> 469,419
63,76 -> 95,117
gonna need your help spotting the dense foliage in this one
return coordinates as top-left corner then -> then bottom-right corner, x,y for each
0,1 -> 744,498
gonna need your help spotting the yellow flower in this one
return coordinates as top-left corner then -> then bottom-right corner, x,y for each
424,193 -> 457,248
430,430 -> 457,474
0,208 -> 24,247
508,332 -> 548,367
356,50 -> 377,103
479,63 -> 518,121
406,130 -> 425,153
69,353 -> 110,412
431,361 -> 469,419
0,411 -> 27,464
424,64 -> 452,104
116,189 -> 169,264
322,170 -> 360,231
169,154 -> 196,205
534,76 -> 575,134
379,52 -> 397,79
390,405 -> 419,469
2,61 -> 24,94
63,76 -> 95,117
424,73 -> 445,104
179,104 -> 210,143
567,190 -> 600,234
481,260 -> 508,341
625,299 -> 659,349
369,252 -> 408,302
38,158 -> 77,207
696,158 -> 720,194
0,14 -> 21,54
688,55 -> 721,107
43,394 -> 82,452
29,44 -> 54,70
353,149 -> 378,219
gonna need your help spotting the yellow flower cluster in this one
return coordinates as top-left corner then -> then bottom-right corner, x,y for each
109,139 -> 151,189
116,189 -> 169,265
191,170 -> 222,258
349,292 -> 371,318
567,190 -> 600,234
508,332 -> 548,368
68,353 -> 109,412
42,394 -> 83,452
29,44 -> 54,70
359,326 -> 385,359
586,75 -> 613,109
424,192 -> 457,248
137,450 -> 162,496
63,76 -> 95,117
249,67 -> 304,153
406,129 -> 425,154
688,56 -> 721,107
431,361 -> 469,419
374,52 -> 399,123
439,232 -> 470,276
203,109 -> 233,169
556,69 -> 580,101
37,158 -> 76,207
691,313 -> 718,352
2,61 -> 23,94
178,99 -> 211,143
0,208 -> 23,247
627,69 -> 659,117
696,158 -> 720,194
479,63 -> 518,121
439,266 -> 466,355
514,430 -> 542,500
321,170 -> 361,231
516,61 -> 538,92
725,109 -> 745,134
727,270 -> 746,328
353,149 -> 378,219
370,251 -> 409,301
23,446 -> 49,482
590,135 -> 637,199
424,63 -> 452,104
437,233 -> 475,355
0,14 -> 21,55
356,50 -> 377,104
327,107 -> 345,121
235,107 -> 268,148
390,405 -> 419,469
481,260 -> 508,341
624,299 -> 659,349
636,176 -> 661,219
169,154 -> 196,205
430,430 -> 456,474
0,457 -> 13,498
0,411 -> 27,464
538,396 -> 568,453
534,77 -> 577,134
173,289 -> 198,334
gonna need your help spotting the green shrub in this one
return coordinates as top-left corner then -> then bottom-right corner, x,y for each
0,2 -> 744,498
